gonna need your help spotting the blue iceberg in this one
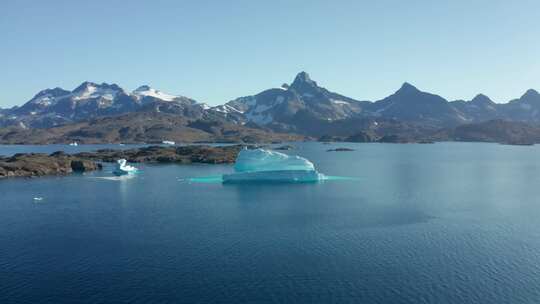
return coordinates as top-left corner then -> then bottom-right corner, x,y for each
223,148 -> 324,183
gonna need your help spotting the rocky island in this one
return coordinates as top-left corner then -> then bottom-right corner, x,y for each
0,152 -> 102,178
0,145 -> 244,179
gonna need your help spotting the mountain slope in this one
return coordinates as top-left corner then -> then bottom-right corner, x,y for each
499,89 -> 540,122
450,94 -> 499,122
0,112 -> 304,144
433,119 -> 540,144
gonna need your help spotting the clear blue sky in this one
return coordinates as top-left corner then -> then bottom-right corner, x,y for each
1,0 -> 538,107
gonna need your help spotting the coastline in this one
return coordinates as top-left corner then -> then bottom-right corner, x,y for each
0,145 -> 244,179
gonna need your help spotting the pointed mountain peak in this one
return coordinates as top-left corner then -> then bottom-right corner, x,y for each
396,82 -> 420,94
291,71 -> 318,90
134,85 -> 152,92
294,71 -> 312,82
522,89 -> 539,99
471,94 -> 494,104
73,81 -> 98,92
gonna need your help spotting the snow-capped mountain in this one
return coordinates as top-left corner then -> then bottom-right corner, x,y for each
132,85 -> 179,102
214,72 -> 369,133
131,85 -> 205,117
210,72 -> 540,133
132,85 -> 200,106
1,82 -> 206,128
2,72 -> 540,138
6,82 -> 139,127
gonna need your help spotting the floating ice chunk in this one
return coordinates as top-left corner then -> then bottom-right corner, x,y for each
223,148 -> 324,183
113,159 -> 138,176
233,148 -> 315,172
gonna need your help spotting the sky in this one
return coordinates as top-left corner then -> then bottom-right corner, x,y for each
0,0 -> 538,107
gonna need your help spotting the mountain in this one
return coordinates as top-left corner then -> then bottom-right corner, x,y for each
367,82 -> 467,127
17,82 -> 135,117
2,73 -> 540,144
131,85 -> 204,113
0,82 -> 207,128
132,85 -> 185,102
499,89 -> 540,122
221,72 -> 369,134
450,94 -> 499,122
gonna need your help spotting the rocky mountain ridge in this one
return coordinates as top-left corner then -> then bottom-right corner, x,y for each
1,72 -> 540,144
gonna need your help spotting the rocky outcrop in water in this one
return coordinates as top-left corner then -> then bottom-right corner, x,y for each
74,145 -> 243,164
0,152 -> 102,178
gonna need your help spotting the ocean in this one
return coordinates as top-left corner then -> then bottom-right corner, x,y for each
1,142 -> 540,303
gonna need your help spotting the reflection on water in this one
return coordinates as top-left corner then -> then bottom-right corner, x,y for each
92,174 -> 138,182
187,174 -> 359,184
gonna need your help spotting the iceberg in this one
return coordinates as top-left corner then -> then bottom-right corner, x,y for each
113,159 -> 138,176
223,148 -> 324,183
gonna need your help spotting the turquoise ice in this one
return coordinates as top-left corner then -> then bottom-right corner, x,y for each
223,148 -> 324,183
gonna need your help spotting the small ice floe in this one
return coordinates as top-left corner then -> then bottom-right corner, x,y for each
162,140 -> 175,145
69,142 -> 78,146
113,159 -> 138,176
33,197 -> 44,201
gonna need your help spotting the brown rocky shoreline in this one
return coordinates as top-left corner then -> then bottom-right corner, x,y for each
0,145 -> 244,179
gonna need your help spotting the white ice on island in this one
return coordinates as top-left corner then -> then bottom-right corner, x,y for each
223,148 -> 324,183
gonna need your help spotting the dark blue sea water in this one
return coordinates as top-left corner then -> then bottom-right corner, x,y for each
2,142 -> 540,303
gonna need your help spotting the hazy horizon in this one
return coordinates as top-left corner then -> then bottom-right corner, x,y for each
1,0 -> 538,107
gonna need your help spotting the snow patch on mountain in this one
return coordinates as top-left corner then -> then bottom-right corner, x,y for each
28,92 -> 70,107
132,85 -> 178,101
331,99 -> 350,105
73,83 -> 121,101
199,103 -> 211,110
213,104 -> 244,114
